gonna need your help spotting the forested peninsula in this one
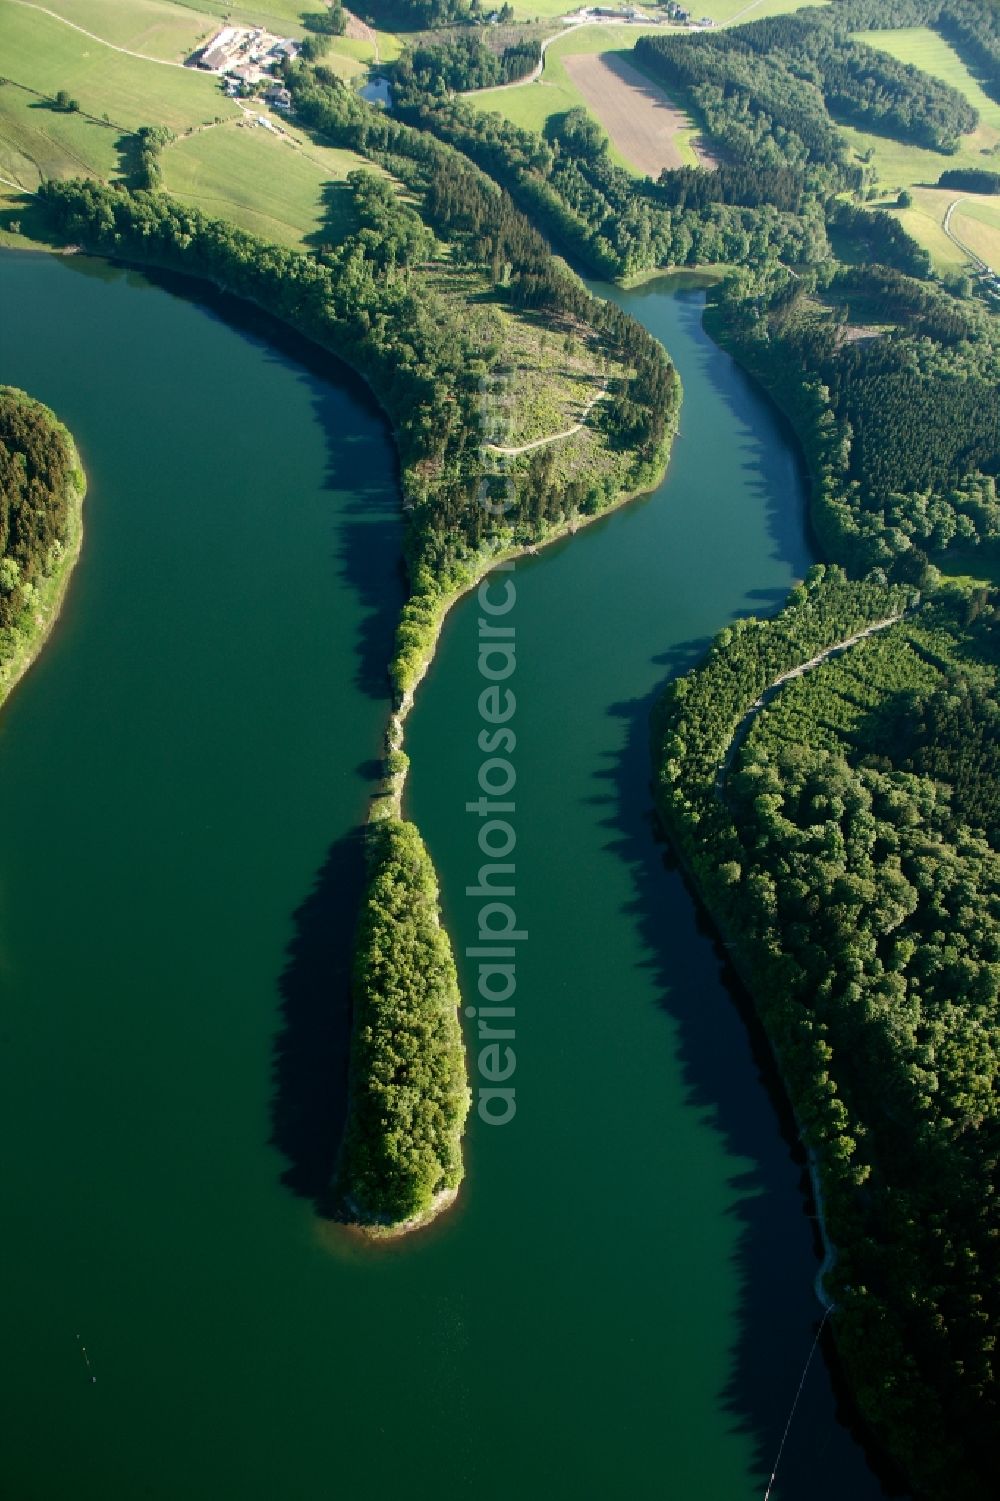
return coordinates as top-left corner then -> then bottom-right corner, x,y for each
654,222 -> 1000,1501
7,0 -> 1000,1479
0,387 -> 86,709
38,103 -> 677,1232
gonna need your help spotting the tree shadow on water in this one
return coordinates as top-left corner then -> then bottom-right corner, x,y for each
270,827 -> 366,1210
122,260 -> 407,699
589,683 -> 909,1500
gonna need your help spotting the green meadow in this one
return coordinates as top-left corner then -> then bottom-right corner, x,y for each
835,27 -> 1000,270
470,24 -> 665,149
952,194 -> 1000,267
21,0 -> 215,60
160,118 -> 381,247
0,4 -> 240,131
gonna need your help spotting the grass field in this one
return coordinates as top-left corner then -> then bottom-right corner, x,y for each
15,0 -> 216,60
889,185 -> 969,272
952,195 -> 1000,268
833,29 -> 1000,269
159,118 -> 372,245
0,78 -> 123,189
0,0 -> 391,250
0,4 -> 240,130
841,27 -> 1000,195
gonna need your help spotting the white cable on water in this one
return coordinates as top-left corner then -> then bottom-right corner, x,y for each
762,1307 -> 831,1501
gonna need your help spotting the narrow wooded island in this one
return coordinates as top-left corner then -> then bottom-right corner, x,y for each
0,386 -> 86,709
337,814 -> 469,1232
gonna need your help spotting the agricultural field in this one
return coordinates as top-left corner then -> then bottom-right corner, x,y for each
888,185 -> 970,273
159,117 -> 376,246
0,3 -> 240,131
165,0 -> 331,32
839,27 -> 1000,269
952,195 -> 1000,269
12,0 -> 216,61
0,77 -> 122,191
470,24 -> 666,160
562,50 -> 709,175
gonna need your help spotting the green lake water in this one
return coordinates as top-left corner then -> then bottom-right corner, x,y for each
0,253 -> 895,1499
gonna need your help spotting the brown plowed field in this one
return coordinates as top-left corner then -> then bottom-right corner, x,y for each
563,51 -> 716,178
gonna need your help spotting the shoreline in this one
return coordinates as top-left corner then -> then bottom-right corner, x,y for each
0,391 -> 87,715
16,233 -> 679,1242
380,429 -> 680,822
356,433 -> 678,1239
339,1185 -> 460,1241
651,791 -> 839,1312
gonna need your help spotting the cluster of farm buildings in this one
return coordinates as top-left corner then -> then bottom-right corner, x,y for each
568,5 -> 715,25
189,27 -> 299,102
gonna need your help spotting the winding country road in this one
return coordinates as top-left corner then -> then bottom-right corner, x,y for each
942,195 -> 990,273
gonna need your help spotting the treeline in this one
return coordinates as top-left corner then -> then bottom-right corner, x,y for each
827,199 -> 932,278
830,0 -> 1000,106
937,167 -> 1000,193
399,33 -> 539,94
653,568 -> 1000,1499
381,59 -> 828,277
336,816 -> 469,1226
354,0 -> 513,25
637,7 -> 976,167
301,6 -> 347,36
123,124 -> 174,190
708,260 -> 1000,577
653,162 -> 807,215
0,386 -> 82,649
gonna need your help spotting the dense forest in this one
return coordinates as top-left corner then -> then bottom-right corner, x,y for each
402,33 -> 539,93
707,262 -> 1000,578
383,49 -> 829,277
654,565 -> 1000,1500
637,6 -> 976,172
0,386 -> 85,700
337,815 -> 469,1225
639,10 -> 976,157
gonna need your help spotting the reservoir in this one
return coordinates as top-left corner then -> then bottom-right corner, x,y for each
0,253 -> 892,1497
